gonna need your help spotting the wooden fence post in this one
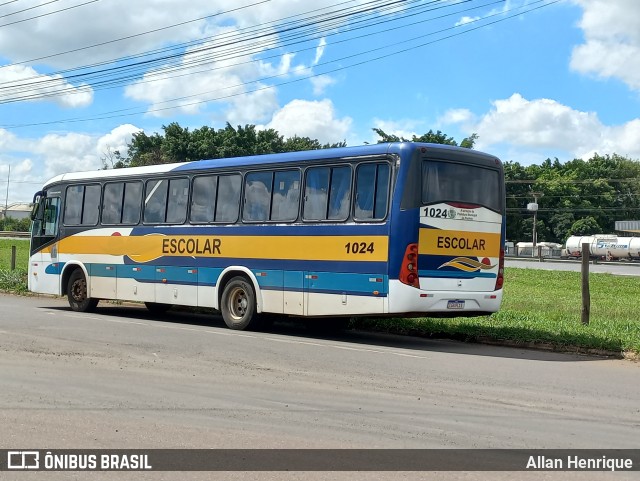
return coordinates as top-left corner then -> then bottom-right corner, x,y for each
581,242 -> 590,325
11,245 -> 17,271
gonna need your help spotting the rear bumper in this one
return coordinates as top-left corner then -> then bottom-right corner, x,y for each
387,279 -> 503,314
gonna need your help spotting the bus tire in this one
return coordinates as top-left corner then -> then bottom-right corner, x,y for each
221,276 -> 258,330
67,269 -> 99,312
144,302 -> 172,314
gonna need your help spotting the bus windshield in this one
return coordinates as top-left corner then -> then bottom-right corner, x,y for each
422,160 -> 502,213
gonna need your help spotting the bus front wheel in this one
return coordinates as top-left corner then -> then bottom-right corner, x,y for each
67,269 -> 99,312
221,276 -> 258,330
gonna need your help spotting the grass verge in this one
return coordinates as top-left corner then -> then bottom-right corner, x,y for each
0,239 -> 29,294
354,268 -> 640,356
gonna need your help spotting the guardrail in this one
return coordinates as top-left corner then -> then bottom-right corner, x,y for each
0,231 -> 29,238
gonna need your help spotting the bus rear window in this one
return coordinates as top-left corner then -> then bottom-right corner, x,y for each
422,160 -> 502,213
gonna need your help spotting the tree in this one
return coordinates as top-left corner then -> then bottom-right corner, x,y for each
113,122 -> 344,168
371,128 -> 476,147
569,217 -> 603,236
101,147 -> 125,170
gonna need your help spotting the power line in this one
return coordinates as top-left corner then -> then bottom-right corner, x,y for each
0,0 -> 273,70
0,0 -> 490,104
0,0 -> 421,98
0,0 -> 100,29
1,0 -> 560,129
0,0 -> 63,20
0,1 -> 23,8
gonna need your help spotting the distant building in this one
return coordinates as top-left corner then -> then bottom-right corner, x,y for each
615,221 -> 640,234
1,202 -> 32,220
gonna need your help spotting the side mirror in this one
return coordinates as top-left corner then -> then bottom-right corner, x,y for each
30,192 -> 43,221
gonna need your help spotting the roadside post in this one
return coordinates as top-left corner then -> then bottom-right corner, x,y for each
581,243 -> 590,325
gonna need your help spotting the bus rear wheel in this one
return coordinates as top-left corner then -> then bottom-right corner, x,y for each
67,269 -> 99,312
221,276 -> 259,330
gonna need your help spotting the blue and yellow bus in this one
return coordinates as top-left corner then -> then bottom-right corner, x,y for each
29,142 -> 505,330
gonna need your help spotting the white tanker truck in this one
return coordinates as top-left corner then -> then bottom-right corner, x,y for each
565,235 -> 640,260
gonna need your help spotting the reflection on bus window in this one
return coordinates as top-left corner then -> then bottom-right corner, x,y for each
271,170 -> 300,221
102,183 -> 124,224
216,175 -> 241,222
422,161 -> 501,212
191,176 -> 218,223
103,182 -> 142,224
166,178 -> 189,224
122,182 -> 142,224
303,166 -> 351,221
64,184 -> 101,226
355,163 -> 389,220
43,197 -> 60,236
144,179 -> 168,224
243,172 -> 272,222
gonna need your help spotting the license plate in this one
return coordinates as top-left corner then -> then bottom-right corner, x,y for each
447,300 -> 465,309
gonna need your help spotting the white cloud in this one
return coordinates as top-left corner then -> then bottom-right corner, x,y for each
438,108 -> 475,126
313,38 -> 327,65
225,86 -> 279,125
0,124 -> 148,203
0,65 -> 93,108
35,133 -> 97,178
570,0 -> 640,91
310,75 -> 336,95
96,124 -> 142,160
0,129 -> 18,150
266,99 -> 352,143
458,93 -> 640,160
455,16 -> 480,27
124,29 -> 304,117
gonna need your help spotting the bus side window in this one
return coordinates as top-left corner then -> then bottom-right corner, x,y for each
102,183 -> 124,224
303,167 -> 329,221
144,179 -> 168,224
166,178 -> 189,224
83,185 -> 101,225
122,182 -> 142,224
64,185 -> 84,225
271,170 -> 300,222
303,166 -> 352,221
354,163 -> 390,221
328,166 -> 351,220
216,174 -> 241,223
190,176 -> 217,223
43,198 -> 60,236
243,172 -> 272,222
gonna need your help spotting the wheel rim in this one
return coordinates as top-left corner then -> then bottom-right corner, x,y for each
71,278 -> 87,302
228,286 -> 248,320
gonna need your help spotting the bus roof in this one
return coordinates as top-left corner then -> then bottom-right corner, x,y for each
42,142 -> 499,188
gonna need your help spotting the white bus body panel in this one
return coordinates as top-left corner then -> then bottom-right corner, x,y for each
388,279 -> 502,314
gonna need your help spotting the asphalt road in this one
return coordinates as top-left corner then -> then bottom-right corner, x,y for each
1,294 -> 638,480
506,258 -> 640,276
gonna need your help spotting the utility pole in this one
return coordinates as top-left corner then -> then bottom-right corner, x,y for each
527,192 -> 543,256
3,164 -> 9,230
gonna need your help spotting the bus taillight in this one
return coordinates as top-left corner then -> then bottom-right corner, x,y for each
399,243 -> 420,288
495,248 -> 505,290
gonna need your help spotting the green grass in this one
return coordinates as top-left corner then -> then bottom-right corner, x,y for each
1,239 -> 638,355
0,239 -> 29,293
0,238 -> 29,270
355,268 -> 640,355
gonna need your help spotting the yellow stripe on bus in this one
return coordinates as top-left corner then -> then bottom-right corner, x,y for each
57,234 -> 389,263
419,229 -> 501,257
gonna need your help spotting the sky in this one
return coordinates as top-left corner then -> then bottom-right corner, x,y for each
0,0 -> 639,205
